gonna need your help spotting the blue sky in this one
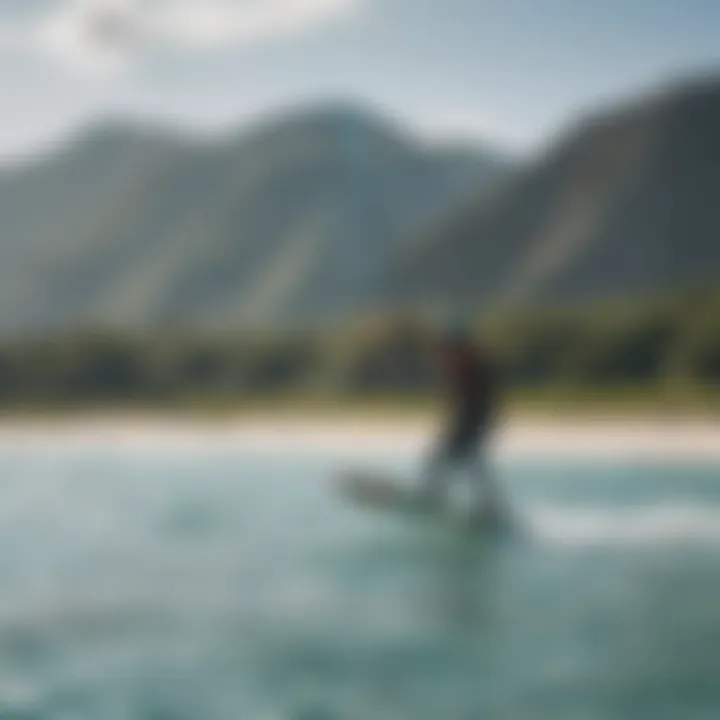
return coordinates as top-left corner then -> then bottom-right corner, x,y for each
1,0 -> 719,160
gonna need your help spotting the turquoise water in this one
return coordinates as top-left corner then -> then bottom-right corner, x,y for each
0,437 -> 719,719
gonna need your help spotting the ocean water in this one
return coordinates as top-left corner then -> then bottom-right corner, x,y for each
0,434 -> 719,719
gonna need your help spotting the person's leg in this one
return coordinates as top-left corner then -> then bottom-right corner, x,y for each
467,447 -> 492,506
420,423 -> 464,503
466,432 -> 507,519
420,452 -> 453,503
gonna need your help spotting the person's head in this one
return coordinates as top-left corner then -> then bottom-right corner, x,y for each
435,321 -> 475,361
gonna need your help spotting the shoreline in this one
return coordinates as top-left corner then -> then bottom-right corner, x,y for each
0,412 -> 717,461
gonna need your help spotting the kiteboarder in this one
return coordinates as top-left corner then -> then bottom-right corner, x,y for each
421,323 -> 503,516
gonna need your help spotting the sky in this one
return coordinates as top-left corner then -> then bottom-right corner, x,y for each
1,0 -> 719,161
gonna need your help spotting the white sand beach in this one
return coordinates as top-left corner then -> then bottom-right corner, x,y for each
0,413 -> 717,461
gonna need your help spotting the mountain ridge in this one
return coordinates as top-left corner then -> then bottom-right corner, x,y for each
0,104 -> 509,334
393,73 -> 720,311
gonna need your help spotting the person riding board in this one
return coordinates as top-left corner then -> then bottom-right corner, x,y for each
421,323 -> 503,516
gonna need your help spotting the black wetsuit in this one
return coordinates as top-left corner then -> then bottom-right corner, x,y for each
423,344 -> 502,509
437,347 -> 495,461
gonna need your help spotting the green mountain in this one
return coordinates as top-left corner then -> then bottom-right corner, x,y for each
394,75 -> 720,311
0,105 -> 508,334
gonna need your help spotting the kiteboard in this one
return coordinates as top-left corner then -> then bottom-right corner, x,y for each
337,470 -> 511,534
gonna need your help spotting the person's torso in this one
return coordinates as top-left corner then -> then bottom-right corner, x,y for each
445,349 -> 496,419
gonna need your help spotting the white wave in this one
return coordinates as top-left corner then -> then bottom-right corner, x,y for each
525,502 -> 720,547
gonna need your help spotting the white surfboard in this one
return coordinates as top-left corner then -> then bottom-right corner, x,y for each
337,470 -> 511,534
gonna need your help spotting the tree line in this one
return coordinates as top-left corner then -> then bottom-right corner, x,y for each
0,289 -> 717,408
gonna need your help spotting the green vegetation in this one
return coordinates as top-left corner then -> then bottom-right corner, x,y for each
0,289 -> 717,415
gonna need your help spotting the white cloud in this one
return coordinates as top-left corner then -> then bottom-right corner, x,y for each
151,0 -> 361,49
6,0 -> 363,75
36,0 -> 143,74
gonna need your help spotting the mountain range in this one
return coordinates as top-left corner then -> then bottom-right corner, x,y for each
394,75 -> 720,311
0,105 -> 506,334
1,74 -> 719,336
